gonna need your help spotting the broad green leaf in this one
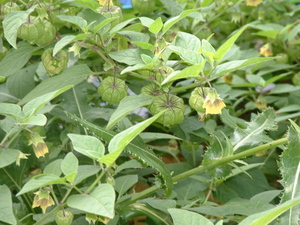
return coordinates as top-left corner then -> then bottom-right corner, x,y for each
110,18 -> 136,36
114,175 -> 138,198
44,159 -> 63,176
93,17 -> 118,33
232,108 -> 277,152
0,148 -> 20,168
270,84 -> 300,94
70,0 -> 100,10
168,208 -> 214,225
3,8 -> 35,49
160,0 -> 183,16
173,32 -> 201,52
100,110 -> 167,166
6,63 -> 37,99
211,57 -> 275,79
149,17 -> 163,34
162,9 -> 197,35
57,15 -> 87,29
18,64 -> 92,105
239,195 -> 300,225
53,35 -> 76,56
0,42 -> 35,77
255,30 -> 279,39
74,165 -> 101,185
61,152 -> 78,183
68,134 -> 105,160
66,112 -> 173,196
22,86 -> 73,117
139,199 -> 176,214
167,46 -> 203,64
214,25 -> 248,63
109,49 -> 154,65
0,185 -> 17,225
278,126 -> 300,225
118,31 -> 150,43
0,103 -> 22,119
23,114 -> 47,126
161,64 -> 204,85
120,62 -> 155,74
131,41 -> 155,50
67,184 -> 115,218
17,174 -> 67,196
106,95 -> 153,130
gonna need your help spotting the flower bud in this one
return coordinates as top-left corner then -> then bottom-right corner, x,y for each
260,43 -> 273,57
254,95 -> 267,110
28,132 -> 49,158
203,88 -> 226,115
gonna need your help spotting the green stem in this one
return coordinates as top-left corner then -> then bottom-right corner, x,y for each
117,137 -> 288,208
85,165 -> 107,194
0,125 -> 20,146
34,203 -> 66,225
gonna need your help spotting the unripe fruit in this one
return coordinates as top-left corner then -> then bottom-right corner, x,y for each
2,2 -> 20,16
132,0 -> 155,14
0,76 -> 6,83
41,48 -> 69,76
98,77 -> 128,104
292,72 -> 300,86
55,209 -> 73,225
35,20 -> 56,46
17,17 -> 44,44
276,53 -> 289,64
189,87 -> 207,113
98,5 -> 122,27
141,83 -> 163,97
149,94 -> 185,126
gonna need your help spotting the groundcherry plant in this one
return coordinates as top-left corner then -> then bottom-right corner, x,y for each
1,0 -> 300,224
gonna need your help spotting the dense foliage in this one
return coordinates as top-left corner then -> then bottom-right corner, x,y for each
0,0 -> 300,224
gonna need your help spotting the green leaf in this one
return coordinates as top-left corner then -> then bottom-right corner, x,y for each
160,0 -> 183,16
110,18 -> 136,36
53,35 -> 76,56
100,110 -> 167,166
167,46 -> 203,64
68,134 -> 105,160
278,126 -> 300,225
161,64 -> 204,85
57,15 -> 87,29
139,132 -> 182,143
106,95 -> 153,130
232,108 -> 277,152
162,9 -> 197,35
239,195 -> 300,225
93,17 -> 118,33
23,87 -> 73,117
0,185 -> 17,225
23,114 -> 47,126
139,199 -> 176,214
214,25 -> 248,63
17,174 -> 67,196
0,42 -> 35,77
70,0 -> 100,10
18,64 -> 92,105
74,165 -> 101,185
0,103 -> 22,119
115,175 -> 138,198
149,17 -> 163,34
168,208 -> 214,225
173,32 -> 201,52
211,57 -> 275,79
61,152 -> 79,183
66,112 -> 173,196
118,31 -> 150,43
44,159 -> 63,176
67,184 -> 115,218
0,148 -> 20,168
109,49 -> 154,65
3,8 -> 35,49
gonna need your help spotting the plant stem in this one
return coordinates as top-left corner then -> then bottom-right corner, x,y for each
85,165 -> 107,194
117,137 -> 288,208
34,203 -> 66,225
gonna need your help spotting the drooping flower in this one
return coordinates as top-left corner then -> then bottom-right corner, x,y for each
32,187 -> 55,213
260,43 -> 273,57
254,95 -> 267,110
28,132 -> 49,158
16,151 -> 30,166
246,0 -> 263,7
203,88 -> 226,115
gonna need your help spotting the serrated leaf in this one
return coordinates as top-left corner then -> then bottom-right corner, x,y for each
278,126 -> 300,225
106,95 -> 153,130
0,42 -> 35,77
214,25 -> 248,63
232,108 -> 277,152
67,184 -> 115,218
17,174 -> 67,196
65,112 -> 173,196
18,65 -> 92,105
168,208 -> 214,225
3,8 -> 35,49
0,185 -> 17,225
68,134 -> 105,160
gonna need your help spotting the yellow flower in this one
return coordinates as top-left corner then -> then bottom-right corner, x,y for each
28,132 -> 49,158
32,187 -> 55,213
98,0 -> 113,6
16,151 -> 30,166
203,89 -> 226,115
246,0 -> 262,7
254,95 -> 267,110
260,43 -> 273,57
